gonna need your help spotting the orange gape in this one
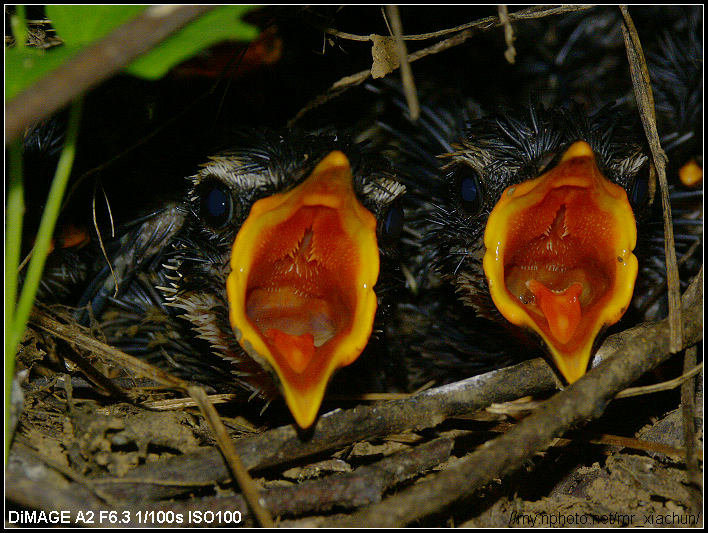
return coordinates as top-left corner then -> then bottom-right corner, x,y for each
227,151 -> 380,428
484,141 -> 638,383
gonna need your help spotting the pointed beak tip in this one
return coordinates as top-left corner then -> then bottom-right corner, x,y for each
556,355 -> 589,384
286,390 -> 324,429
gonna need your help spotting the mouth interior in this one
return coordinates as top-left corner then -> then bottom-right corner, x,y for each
244,206 -> 356,374
502,187 -> 616,348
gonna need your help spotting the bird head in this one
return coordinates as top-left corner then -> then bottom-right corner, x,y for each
166,130 -> 405,428
427,105 -> 651,383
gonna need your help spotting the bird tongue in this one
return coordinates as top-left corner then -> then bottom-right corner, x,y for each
246,285 -> 337,373
265,329 -> 316,375
526,280 -> 583,345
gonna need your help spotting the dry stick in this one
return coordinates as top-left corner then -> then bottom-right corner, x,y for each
30,309 -> 186,389
555,433 -> 701,461
6,5 -> 213,143
11,440 -> 122,508
322,5 -> 594,42
681,345 -> 701,501
324,273 -> 703,528
187,386 -> 274,528
6,462 -> 141,528
261,437 -> 454,516
207,436 -> 453,524
619,6 -> 683,354
498,5 -> 517,64
385,5 -> 420,120
289,5 -> 595,127
616,362 -> 703,398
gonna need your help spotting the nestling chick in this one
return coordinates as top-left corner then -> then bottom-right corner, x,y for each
401,101 -> 654,383
73,129 -> 405,428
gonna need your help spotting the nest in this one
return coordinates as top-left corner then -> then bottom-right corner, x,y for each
6,5 -> 703,527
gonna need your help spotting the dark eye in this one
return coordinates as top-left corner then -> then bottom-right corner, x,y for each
630,170 -> 650,209
379,201 -> 404,243
199,181 -> 233,229
452,166 -> 484,214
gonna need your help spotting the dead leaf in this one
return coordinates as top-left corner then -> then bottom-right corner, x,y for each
371,35 -> 399,79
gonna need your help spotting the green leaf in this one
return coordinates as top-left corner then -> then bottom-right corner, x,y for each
5,45 -> 79,100
6,6 -> 147,101
6,6 -> 259,100
47,5 -> 147,46
125,6 -> 259,80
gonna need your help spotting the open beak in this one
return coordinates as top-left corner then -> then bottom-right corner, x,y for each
483,141 -> 638,383
226,151 -> 379,428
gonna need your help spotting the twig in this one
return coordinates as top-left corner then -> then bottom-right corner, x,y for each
498,5 -> 517,64
289,5 -> 595,126
6,6 -> 213,143
321,5 -> 595,42
619,5 -> 683,354
262,437 -> 454,517
8,437 -> 453,527
187,386 -> 274,528
681,345 -> 701,504
615,362 -> 703,398
385,5 -> 420,120
322,272 -> 703,527
29,309 -> 187,389
554,432 -> 702,461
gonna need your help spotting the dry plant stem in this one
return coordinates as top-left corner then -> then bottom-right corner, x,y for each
615,362 -> 703,398
322,5 -> 594,42
289,5 -> 594,126
257,437 -> 453,516
560,432 -> 703,461
498,5 -> 517,64
619,5 -> 683,353
385,5 -> 420,120
326,273 -> 703,527
681,345 -> 701,495
6,5 -> 213,143
29,310 -> 187,389
187,385 -> 274,528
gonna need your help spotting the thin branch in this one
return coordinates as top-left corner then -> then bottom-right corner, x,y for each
320,5 -> 595,42
385,5 -> 420,120
289,5 -> 596,126
681,345 -> 701,502
498,5 -> 517,64
188,386 -> 274,528
615,362 -> 703,398
619,5 -> 683,354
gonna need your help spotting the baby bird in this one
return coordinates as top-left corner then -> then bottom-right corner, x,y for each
72,129 -> 405,428
393,98 -> 653,384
